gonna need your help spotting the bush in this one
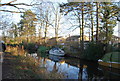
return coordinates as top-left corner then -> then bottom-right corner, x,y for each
113,43 -> 120,52
23,43 -> 37,54
37,46 -> 51,57
83,42 -> 104,61
104,43 -> 120,53
37,46 -> 51,53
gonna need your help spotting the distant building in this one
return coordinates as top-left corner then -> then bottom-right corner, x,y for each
93,34 -> 120,44
65,35 -> 89,48
66,35 -> 89,42
47,36 -> 66,46
111,35 -> 120,44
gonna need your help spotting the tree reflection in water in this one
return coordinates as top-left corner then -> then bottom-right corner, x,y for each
52,62 -> 58,73
30,53 -> 119,80
78,60 -> 104,80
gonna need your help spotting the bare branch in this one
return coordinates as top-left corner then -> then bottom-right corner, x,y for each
72,26 -> 79,32
0,0 -> 41,13
8,0 -> 17,4
0,10 -> 23,13
67,25 -> 79,30
0,3 -> 32,7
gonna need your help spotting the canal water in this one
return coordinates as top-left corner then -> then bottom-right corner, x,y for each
30,53 -> 120,80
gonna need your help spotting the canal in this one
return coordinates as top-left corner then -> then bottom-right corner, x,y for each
30,53 -> 120,80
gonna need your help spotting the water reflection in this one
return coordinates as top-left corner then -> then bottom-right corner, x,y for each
30,53 -> 120,80
79,60 -> 104,80
48,55 -> 64,62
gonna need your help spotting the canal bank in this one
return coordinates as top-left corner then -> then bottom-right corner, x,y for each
33,53 -> 120,80
2,52 -> 120,80
3,46 -> 120,80
2,52 -> 65,79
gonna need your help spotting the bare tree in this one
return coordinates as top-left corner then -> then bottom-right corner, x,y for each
0,0 -> 39,13
51,3 -> 63,45
34,1 -> 53,45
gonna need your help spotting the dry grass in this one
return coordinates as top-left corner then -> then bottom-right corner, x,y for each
6,46 -> 26,56
12,55 -> 66,79
4,46 -> 66,79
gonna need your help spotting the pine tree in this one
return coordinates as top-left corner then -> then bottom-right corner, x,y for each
60,2 -> 86,54
19,10 -> 37,42
100,2 -> 119,52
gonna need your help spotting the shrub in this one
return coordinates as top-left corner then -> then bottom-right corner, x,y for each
113,43 -> 120,52
37,46 -> 50,53
83,42 -> 104,61
37,46 -> 51,57
23,43 -> 37,54
103,43 -> 120,53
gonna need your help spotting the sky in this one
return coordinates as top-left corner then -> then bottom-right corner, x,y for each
0,0 -> 119,37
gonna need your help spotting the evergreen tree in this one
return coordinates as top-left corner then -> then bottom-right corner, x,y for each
100,2 -> 119,43
60,2 -> 91,54
99,2 -> 119,52
19,10 -> 37,42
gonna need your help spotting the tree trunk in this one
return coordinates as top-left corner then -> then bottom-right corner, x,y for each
54,8 -> 61,46
44,21 -> 48,45
105,22 -> 108,53
81,2 -> 84,54
55,12 -> 58,45
96,2 -> 99,43
78,17 -> 81,48
90,4 -> 94,42
39,23 -> 42,44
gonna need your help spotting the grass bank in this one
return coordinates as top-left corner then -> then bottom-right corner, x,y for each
3,53 -> 65,79
3,46 -> 65,79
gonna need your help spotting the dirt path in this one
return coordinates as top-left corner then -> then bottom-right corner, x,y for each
2,52 -> 16,79
2,51 -> 66,79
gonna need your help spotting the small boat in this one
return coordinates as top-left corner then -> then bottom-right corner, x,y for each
98,52 -> 120,69
49,47 -> 65,56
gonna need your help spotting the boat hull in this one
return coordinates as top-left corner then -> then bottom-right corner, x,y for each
98,61 -> 120,69
49,47 -> 65,56
49,50 -> 65,56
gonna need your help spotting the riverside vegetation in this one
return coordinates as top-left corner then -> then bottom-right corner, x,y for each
3,45 -> 65,79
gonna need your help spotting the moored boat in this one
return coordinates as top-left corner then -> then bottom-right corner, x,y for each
98,60 -> 120,69
49,47 -> 65,56
98,52 -> 120,69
